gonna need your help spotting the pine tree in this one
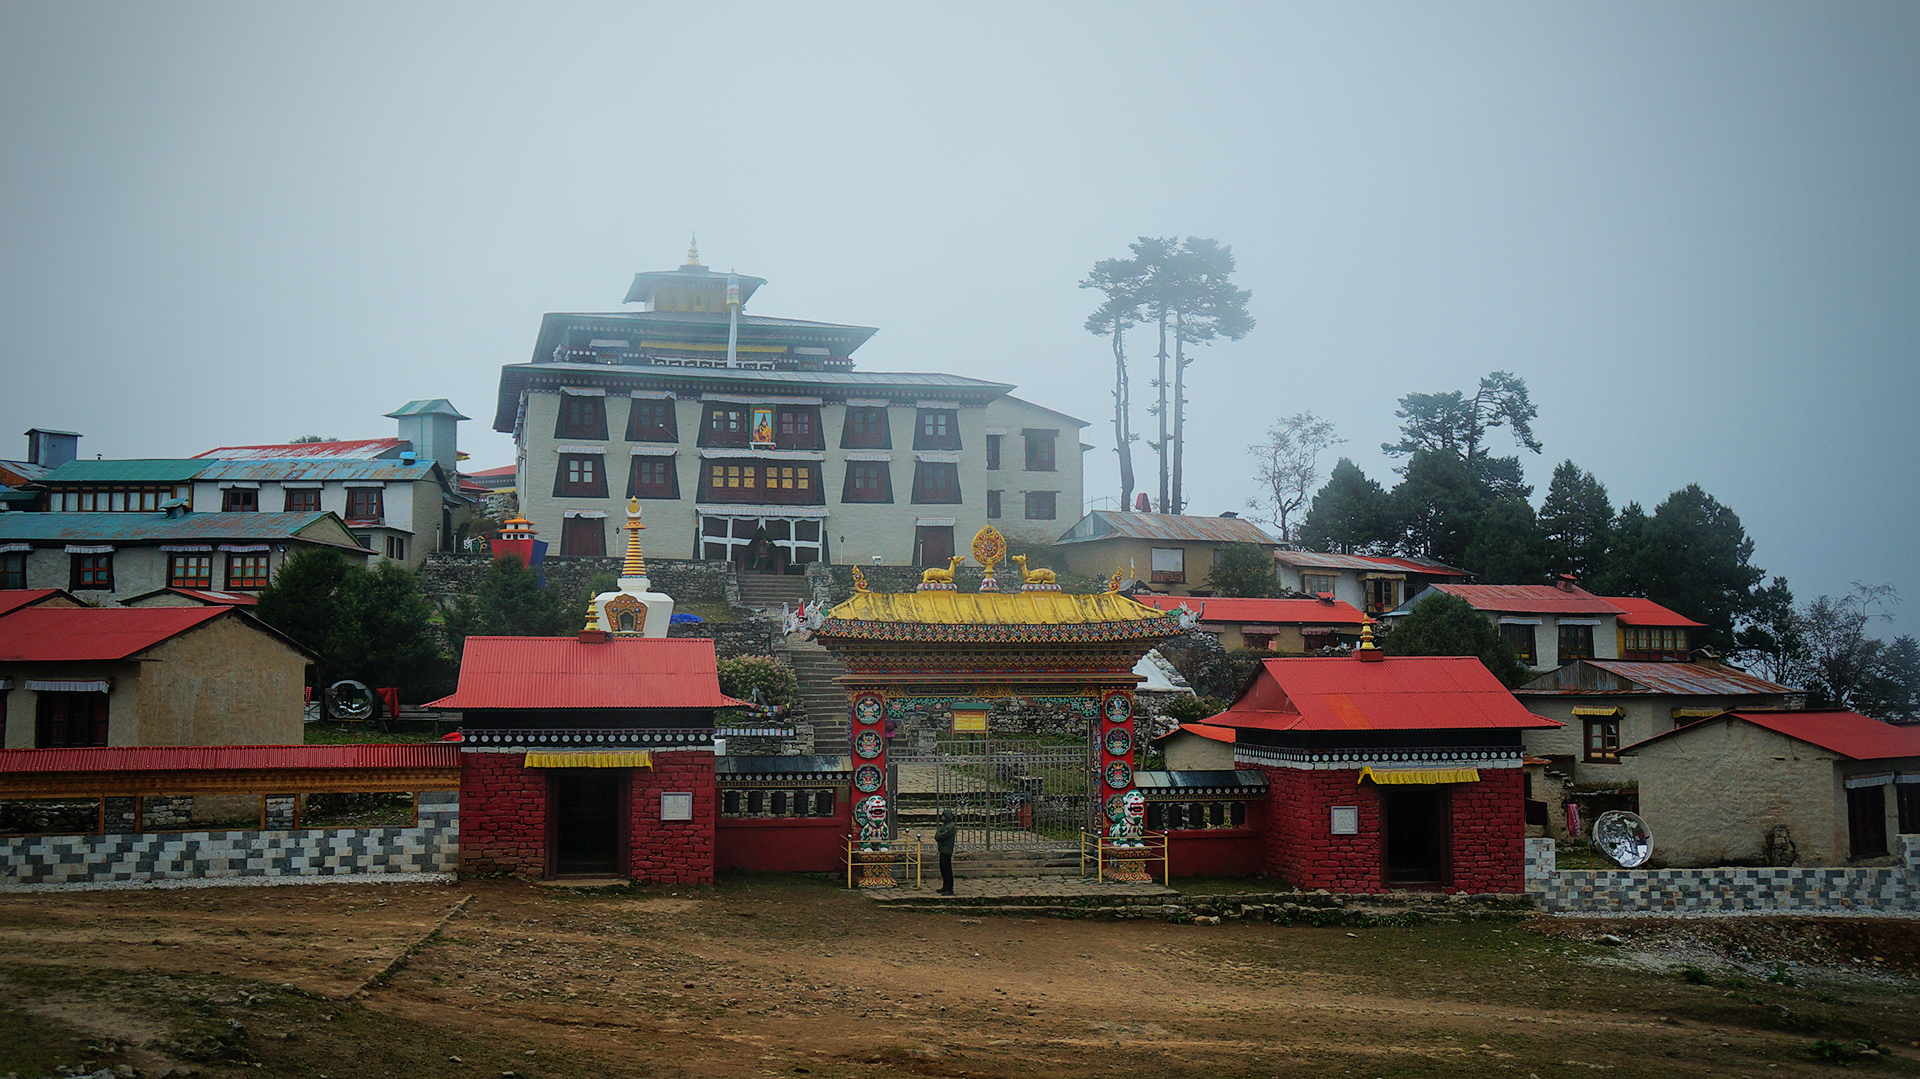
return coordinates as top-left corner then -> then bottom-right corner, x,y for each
1538,461 -> 1615,581
1297,458 -> 1392,554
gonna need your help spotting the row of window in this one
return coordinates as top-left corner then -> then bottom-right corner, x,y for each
552,397 -> 1060,471
1501,622 -> 1597,665
0,551 -> 277,593
46,486 -> 192,513
1623,626 -> 1692,660
553,454 -> 1062,512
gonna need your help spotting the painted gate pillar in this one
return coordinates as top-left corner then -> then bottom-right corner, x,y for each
849,689 -> 893,885
1098,688 -> 1151,880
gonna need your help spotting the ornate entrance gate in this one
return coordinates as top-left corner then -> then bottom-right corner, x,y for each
811,526 -> 1186,879
888,739 -> 1092,850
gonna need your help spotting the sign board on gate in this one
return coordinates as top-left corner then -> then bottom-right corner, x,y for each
951,708 -> 988,733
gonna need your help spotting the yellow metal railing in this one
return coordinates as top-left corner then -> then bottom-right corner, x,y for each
844,836 -> 924,889
1080,830 -> 1170,885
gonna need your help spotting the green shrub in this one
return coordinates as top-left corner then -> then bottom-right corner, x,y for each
716,656 -> 797,710
1163,695 -> 1230,724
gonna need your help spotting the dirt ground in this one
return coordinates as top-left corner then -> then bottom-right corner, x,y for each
3,876 -> 1920,1079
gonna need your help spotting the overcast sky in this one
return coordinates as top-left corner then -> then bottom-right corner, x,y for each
3,2 -> 1915,634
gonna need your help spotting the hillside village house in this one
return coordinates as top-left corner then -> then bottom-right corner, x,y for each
1132,593 -> 1369,652
0,601 -> 314,748
1272,549 -> 1469,618
1384,580 -> 1706,673
1620,710 -> 1920,867
1052,511 -> 1277,595
1514,656 -> 1800,785
499,247 -> 1086,571
0,509 -> 370,604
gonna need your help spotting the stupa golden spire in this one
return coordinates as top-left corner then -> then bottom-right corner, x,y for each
621,497 -> 649,579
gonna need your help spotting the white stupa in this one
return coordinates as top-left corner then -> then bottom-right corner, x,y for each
588,498 -> 675,637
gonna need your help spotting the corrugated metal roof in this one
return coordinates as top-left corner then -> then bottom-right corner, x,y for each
192,459 -> 436,482
0,743 -> 458,773
716,755 -> 852,775
195,439 -> 406,461
0,511 -> 365,549
825,590 -> 1171,626
1621,711 -> 1920,762
1417,584 -> 1626,616
1212,656 -> 1561,732
1132,769 -> 1268,790
0,460 -> 49,481
385,399 -> 470,419
1133,595 -> 1369,625
40,459 -> 209,484
0,589 -> 71,617
428,636 -> 745,710
1606,597 -> 1705,627
1273,550 -> 1466,575
1151,723 -> 1237,745
1515,659 -> 1797,697
1055,511 -> 1276,546
0,606 -> 229,661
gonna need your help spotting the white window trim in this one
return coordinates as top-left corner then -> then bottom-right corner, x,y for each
26,679 -> 110,693
915,453 -> 960,464
1558,617 -> 1605,626
217,481 -> 262,490
916,516 -> 956,527
843,398 -> 890,408
699,448 -> 824,462
554,445 -> 608,456
1498,617 -> 1544,626
628,389 -> 676,400
562,510 -> 609,519
0,543 -> 33,554
628,446 -> 678,457
280,481 -> 324,489
560,386 -> 607,397
64,545 -> 114,554
915,400 -> 961,410
695,504 -> 831,519
218,544 -> 271,553
843,452 -> 893,463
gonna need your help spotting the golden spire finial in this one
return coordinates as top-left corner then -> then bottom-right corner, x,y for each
1358,622 -> 1378,650
583,593 -> 601,633
685,233 -> 701,266
621,497 -> 648,578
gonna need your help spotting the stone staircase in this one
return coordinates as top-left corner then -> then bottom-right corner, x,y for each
950,848 -> 1083,878
785,636 -> 852,751
734,572 -> 812,613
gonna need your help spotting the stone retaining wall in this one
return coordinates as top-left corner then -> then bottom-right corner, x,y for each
420,553 -> 736,610
1525,835 -> 1920,915
0,792 -> 459,888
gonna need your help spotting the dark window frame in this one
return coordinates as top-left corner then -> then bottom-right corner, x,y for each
627,457 -> 679,499
70,553 -> 113,591
1023,429 -> 1057,472
1024,490 -> 1057,520
701,406 -> 749,448
776,407 -> 823,450
700,460 -> 823,506
168,553 -> 213,589
1,551 -> 26,590
345,487 -> 385,523
986,489 -> 1002,519
1850,784 -> 1889,859
1583,716 -> 1620,763
1500,623 -> 1537,665
553,455 -> 609,499
220,488 -> 259,512
226,553 -> 271,590
910,461 -> 962,504
841,407 -> 892,449
1558,622 -> 1596,662
913,409 -> 961,451
36,691 -> 108,748
841,461 -> 893,504
625,398 -> 678,443
283,488 -> 321,513
985,433 -> 1002,471
554,394 -> 609,440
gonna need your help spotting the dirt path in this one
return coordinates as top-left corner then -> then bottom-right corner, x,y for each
2,877 -> 1919,1078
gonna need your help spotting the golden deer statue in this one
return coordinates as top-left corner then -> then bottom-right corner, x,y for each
920,555 -> 965,585
1010,554 -> 1057,586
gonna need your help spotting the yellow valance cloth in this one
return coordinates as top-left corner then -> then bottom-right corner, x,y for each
523,751 -> 654,769
1572,706 -> 1626,717
1358,766 -> 1480,785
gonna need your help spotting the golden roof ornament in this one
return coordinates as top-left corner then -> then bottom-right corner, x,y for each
582,594 -> 602,633
971,525 -> 1006,592
850,564 -> 870,593
684,233 -> 701,266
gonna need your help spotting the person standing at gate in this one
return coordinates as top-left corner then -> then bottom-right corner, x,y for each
935,810 -> 957,895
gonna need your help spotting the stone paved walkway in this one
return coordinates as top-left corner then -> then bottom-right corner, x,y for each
860,875 -> 1178,903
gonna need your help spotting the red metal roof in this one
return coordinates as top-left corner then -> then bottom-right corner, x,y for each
195,438 -> 406,461
1516,659 -> 1795,698
0,744 -> 458,773
1426,584 -> 1626,616
1133,594 -> 1368,626
1604,597 -> 1705,627
1154,722 -> 1236,745
428,636 -> 747,710
0,589 -> 70,618
0,606 -> 230,661
167,588 -> 260,606
1212,656 -> 1561,732
1622,711 -> 1920,761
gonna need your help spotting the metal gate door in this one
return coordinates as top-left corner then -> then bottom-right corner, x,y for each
888,739 -> 1092,850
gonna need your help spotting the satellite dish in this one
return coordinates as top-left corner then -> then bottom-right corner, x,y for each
326,679 -> 374,721
1592,810 -> 1654,868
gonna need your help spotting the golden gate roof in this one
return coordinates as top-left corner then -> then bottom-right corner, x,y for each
819,590 -> 1182,643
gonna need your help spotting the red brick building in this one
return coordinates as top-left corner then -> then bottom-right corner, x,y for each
429,636 -> 743,882
1209,646 -> 1557,894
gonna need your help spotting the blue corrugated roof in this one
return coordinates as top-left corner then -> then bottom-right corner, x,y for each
0,511 -> 367,549
40,459 -> 209,484
192,459 -> 437,482
386,399 -> 470,420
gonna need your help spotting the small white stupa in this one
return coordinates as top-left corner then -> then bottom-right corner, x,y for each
589,498 -> 675,638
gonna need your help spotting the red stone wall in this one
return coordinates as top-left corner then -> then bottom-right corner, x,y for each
1448,767 -> 1526,894
717,810 -> 852,873
460,752 -> 548,876
1251,763 -> 1527,894
1164,829 -> 1261,878
627,751 -> 716,884
459,750 -> 719,883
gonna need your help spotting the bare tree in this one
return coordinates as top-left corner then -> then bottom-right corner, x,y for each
1081,259 -> 1147,509
1247,411 -> 1343,543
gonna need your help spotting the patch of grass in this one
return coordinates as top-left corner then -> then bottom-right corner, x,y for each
1680,965 -> 1711,985
304,721 -> 444,745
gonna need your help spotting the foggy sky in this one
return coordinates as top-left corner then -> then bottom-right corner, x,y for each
3,2 -> 1915,635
